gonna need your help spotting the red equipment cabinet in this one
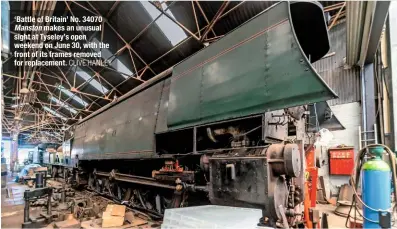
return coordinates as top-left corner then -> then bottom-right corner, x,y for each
329,147 -> 355,175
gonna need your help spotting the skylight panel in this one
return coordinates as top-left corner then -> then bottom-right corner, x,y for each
141,1 -> 187,46
57,84 -> 89,107
43,106 -> 67,121
91,38 -> 133,78
49,96 -> 78,114
42,131 -> 63,141
43,131 -> 60,137
76,67 -> 109,94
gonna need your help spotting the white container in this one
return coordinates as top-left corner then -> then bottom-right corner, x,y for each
161,205 -> 266,229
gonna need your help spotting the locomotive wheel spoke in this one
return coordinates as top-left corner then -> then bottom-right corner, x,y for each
116,185 -> 132,201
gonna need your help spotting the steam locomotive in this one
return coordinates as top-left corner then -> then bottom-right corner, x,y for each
44,2 -> 336,227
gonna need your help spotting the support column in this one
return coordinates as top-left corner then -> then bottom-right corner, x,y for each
361,64 -> 377,145
387,3 -> 397,151
10,133 -> 18,175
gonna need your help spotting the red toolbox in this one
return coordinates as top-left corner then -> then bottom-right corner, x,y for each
329,147 -> 355,175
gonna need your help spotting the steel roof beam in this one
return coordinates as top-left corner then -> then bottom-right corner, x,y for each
200,1 -> 229,42
192,1 -> 201,38
36,73 -> 79,117
36,74 -> 75,118
64,1 -> 124,100
106,21 -> 157,76
34,101 -> 92,113
328,2 -> 346,30
127,1 -> 176,48
324,2 -> 345,12
3,73 -> 112,102
70,0 -> 157,77
91,1 -> 182,79
149,1 -> 200,42
195,1 -> 217,37
107,1 -> 120,18
86,1 -> 101,16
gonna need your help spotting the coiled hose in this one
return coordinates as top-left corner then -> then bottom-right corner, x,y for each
346,144 -> 397,227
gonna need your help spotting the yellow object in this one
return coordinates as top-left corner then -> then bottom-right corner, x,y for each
102,204 -> 126,228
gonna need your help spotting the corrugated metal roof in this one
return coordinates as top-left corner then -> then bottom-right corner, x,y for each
313,22 -> 360,106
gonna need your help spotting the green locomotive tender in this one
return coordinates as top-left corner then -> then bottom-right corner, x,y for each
48,2 -> 336,227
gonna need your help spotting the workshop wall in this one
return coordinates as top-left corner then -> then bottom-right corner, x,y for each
310,21 -> 363,197
319,102 -> 362,196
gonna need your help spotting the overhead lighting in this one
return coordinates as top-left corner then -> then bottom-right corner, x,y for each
11,103 -> 28,108
76,67 -> 109,94
91,38 -> 133,78
20,88 -> 29,94
20,80 -> 30,94
43,106 -> 67,121
57,84 -> 89,107
49,96 -> 78,114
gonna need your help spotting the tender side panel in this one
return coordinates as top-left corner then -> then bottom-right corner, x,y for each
167,2 -> 336,130
73,81 -> 165,160
155,78 -> 171,134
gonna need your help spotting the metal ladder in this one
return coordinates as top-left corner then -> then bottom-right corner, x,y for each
306,103 -> 320,132
358,124 -> 378,150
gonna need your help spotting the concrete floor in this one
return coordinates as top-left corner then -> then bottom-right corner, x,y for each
1,178 -> 27,228
1,177 -> 48,229
316,203 -> 350,228
0,177 -> 366,229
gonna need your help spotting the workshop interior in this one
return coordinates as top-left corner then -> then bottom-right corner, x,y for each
1,1 -> 397,228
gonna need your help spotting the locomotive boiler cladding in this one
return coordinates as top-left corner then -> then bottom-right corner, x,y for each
43,1 -> 337,228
